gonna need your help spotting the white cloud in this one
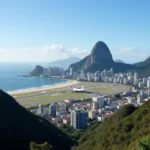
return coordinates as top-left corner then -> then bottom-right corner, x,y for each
120,47 -> 136,53
44,45 -> 66,53
71,48 -> 89,56
0,44 -> 89,62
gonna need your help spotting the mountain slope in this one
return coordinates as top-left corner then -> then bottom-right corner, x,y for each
115,59 -> 126,64
69,41 -> 134,73
134,56 -> 150,67
48,57 -> 81,70
30,65 -> 43,76
0,90 -> 71,150
128,56 -> 150,77
75,101 -> 150,150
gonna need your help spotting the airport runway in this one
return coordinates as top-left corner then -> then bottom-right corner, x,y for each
16,82 -> 129,101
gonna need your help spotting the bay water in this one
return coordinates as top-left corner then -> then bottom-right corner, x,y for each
0,62 -> 66,92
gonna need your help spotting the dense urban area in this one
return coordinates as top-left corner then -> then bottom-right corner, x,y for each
30,67 -> 150,129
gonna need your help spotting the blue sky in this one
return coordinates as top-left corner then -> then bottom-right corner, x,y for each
0,0 -> 150,63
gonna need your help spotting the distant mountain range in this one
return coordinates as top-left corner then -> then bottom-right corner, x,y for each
48,57 -> 81,70
0,90 -> 71,150
30,41 -> 150,77
115,59 -> 126,64
68,41 -> 150,77
128,56 -> 150,77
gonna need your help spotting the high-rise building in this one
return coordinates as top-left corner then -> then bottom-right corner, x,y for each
94,71 -> 99,81
92,101 -> 99,110
49,103 -> 57,117
147,80 -> 150,88
48,67 -> 53,77
139,82 -> 144,88
70,68 -> 73,76
93,96 -> 105,108
108,98 -> 112,105
134,72 -> 139,85
143,78 -> 147,86
137,94 -> 142,104
120,78 -> 123,84
80,70 -> 85,79
47,66 -> 63,77
87,73 -> 92,81
88,110 -> 96,119
128,74 -> 134,84
110,68 -> 113,77
56,110 -> 62,116
102,69 -> 107,77
70,110 -> 87,129
123,78 -> 127,84
60,103 -> 67,111
38,104 -> 44,114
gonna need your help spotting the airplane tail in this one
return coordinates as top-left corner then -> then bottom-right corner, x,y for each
82,86 -> 84,90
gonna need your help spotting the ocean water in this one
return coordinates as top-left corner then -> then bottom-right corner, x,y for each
0,62 -> 66,92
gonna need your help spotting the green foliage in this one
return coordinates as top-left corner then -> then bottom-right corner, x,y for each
75,101 -> 150,150
0,90 -> 71,150
133,136 -> 150,150
60,124 -> 85,145
30,141 -> 53,150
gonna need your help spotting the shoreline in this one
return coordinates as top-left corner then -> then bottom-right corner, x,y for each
8,80 -> 79,95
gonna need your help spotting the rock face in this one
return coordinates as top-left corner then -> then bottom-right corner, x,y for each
69,41 -> 133,73
90,41 -> 113,63
30,65 -> 43,76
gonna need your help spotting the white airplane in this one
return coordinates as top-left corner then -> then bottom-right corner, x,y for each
72,86 -> 85,92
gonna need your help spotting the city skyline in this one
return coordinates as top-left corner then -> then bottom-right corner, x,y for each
0,0 -> 150,63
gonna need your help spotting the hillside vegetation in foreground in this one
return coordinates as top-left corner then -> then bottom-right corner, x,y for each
0,90 -> 71,150
74,100 -> 150,150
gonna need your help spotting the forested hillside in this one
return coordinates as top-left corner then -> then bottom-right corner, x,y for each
0,90 -> 71,150
74,101 -> 150,150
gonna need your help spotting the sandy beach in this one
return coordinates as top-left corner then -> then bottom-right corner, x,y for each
9,80 -> 79,95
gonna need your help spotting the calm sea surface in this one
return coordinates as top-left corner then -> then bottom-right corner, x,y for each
0,62 -> 66,92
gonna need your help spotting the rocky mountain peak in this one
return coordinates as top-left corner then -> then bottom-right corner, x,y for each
90,41 -> 113,63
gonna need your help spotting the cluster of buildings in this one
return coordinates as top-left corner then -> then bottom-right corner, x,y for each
40,66 -> 150,89
69,67 -> 150,89
29,67 -> 150,129
30,85 -> 150,129
43,66 -> 64,77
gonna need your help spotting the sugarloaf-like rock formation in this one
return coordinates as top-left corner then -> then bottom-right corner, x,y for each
90,41 -> 113,63
69,41 -> 133,73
